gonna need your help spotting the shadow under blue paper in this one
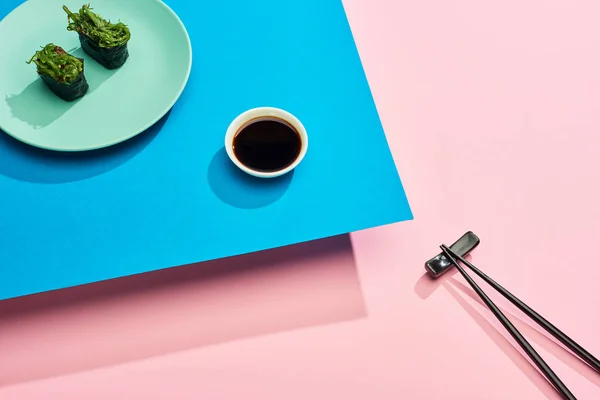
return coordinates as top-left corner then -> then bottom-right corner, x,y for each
0,234 -> 365,387
208,147 -> 294,209
0,110 -> 170,184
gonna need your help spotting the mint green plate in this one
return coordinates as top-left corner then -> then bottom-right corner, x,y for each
0,0 -> 192,151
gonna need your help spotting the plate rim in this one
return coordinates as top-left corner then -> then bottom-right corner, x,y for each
0,0 -> 193,152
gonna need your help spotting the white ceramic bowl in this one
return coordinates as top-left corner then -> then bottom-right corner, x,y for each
225,107 -> 308,178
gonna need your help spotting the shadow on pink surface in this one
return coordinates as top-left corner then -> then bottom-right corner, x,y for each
414,271 -> 600,399
0,234 -> 366,387
447,278 -> 600,387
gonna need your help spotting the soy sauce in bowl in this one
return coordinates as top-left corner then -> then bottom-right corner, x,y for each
232,117 -> 302,173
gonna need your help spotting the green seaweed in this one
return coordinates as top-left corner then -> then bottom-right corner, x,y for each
63,4 -> 130,48
26,43 -> 83,85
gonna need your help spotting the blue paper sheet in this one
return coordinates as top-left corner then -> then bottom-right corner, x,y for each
0,0 -> 412,300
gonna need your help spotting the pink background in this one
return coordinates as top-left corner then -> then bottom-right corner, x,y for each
2,0 -> 600,398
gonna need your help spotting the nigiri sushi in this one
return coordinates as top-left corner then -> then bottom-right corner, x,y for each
26,43 -> 89,102
63,4 -> 131,70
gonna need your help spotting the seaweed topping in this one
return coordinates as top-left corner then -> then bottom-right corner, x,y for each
26,43 -> 84,84
63,4 -> 130,48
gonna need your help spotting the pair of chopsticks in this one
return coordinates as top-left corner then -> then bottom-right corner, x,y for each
440,245 -> 600,400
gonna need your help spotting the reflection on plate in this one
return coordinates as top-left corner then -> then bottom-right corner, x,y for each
0,0 -> 192,151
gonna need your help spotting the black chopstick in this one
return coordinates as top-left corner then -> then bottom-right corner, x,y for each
440,245 -> 577,400
443,246 -> 600,373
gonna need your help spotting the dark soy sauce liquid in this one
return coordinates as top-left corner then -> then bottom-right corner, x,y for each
232,117 -> 302,173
